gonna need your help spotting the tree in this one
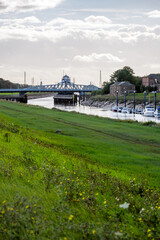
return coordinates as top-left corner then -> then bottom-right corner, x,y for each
110,66 -> 135,84
101,82 -> 112,94
133,76 -> 143,93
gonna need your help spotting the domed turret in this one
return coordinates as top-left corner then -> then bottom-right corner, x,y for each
61,75 -> 71,85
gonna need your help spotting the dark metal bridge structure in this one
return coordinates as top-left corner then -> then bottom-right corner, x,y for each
0,75 -> 100,103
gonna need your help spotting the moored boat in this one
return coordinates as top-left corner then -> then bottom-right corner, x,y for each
154,106 -> 160,117
117,107 -> 123,112
143,106 -> 155,117
111,106 -> 118,112
121,107 -> 132,114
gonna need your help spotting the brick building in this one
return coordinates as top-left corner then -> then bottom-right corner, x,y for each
142,74 -> 160,91
110,81 -> 135,96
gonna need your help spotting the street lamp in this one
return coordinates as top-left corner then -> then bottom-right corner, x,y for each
116,91 -> 118,107
154,91 -> 157,110
144,91 -> 146,108
124,91 -> 126,107
133,91 -> 136,110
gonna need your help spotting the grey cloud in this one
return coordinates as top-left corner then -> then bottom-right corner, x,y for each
0,2 -> 7,9
17,5 -> 37,10
0,0 -> 64,13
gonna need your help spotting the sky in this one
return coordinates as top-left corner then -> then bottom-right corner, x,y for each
0,0 -> 160,86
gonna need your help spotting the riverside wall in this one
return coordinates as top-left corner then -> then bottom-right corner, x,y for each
80,98 -> 158,110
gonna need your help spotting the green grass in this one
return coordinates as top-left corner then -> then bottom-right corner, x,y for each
0,100 -> 160,239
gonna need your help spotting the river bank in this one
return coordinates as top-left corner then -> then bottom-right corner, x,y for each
27,92 -> 53,99
81,97 -> 159,110
0,100 -> 160,239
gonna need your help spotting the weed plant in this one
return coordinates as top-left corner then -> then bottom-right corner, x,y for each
0,110 -> 160,239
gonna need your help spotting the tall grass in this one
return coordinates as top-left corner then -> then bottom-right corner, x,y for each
0,100 -> 160,239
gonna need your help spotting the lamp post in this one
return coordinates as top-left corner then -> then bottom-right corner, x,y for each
116,91 -> 118,107
133,91 -> 136,110
124,91 -> 126,107
154,91 -> 157,110
144,91 -> 146,109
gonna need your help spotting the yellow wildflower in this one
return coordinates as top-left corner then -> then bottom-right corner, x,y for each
33,204 -> 37,207
68,215 -> 74,221
104,201 -> 106,204
30,230 -> 34,234
2,201 -> 6,204
92,229 -> 96,234
26,205 -> 29,209
1,210 -> 5,214
148,233 -> 151,237
147,229 -> 151,233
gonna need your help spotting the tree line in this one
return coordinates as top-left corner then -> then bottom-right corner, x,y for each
0,78 -> 29,89
92,66 -> 154,96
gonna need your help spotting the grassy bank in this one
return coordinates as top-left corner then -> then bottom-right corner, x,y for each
0,100 -> 160,239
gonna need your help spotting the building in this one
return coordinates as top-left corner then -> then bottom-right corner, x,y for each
110,81 -> 135,96
142,74 -> 160,89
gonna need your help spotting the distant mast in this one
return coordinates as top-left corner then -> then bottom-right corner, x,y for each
99,70 -> 102,88
32,77 -> 34,86
24,72 -> 26,85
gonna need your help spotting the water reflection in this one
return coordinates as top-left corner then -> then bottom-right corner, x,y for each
28,96 -> 160,123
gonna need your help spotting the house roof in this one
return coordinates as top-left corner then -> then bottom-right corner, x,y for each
111,81 -> 134,87
148,74 -> 160,79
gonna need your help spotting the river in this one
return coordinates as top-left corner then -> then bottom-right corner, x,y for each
28,96 -> 160,123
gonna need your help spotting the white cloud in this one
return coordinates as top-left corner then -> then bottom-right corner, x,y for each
85,15 -> 112,25
0,15 -> 160,44
146,10 -> 160,18
0,16 -> 41,24
0,0 -> 64,13
73,53 -> 124,63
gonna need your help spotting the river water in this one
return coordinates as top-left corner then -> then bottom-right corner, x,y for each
28,96 -> 160,123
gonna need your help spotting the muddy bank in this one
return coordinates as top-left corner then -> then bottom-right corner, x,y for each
80,98 -> 157,110
27,93 -> 54,100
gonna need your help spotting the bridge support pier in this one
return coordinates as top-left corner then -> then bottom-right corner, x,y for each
54,93 -> 77,105
19,92 -> 27,103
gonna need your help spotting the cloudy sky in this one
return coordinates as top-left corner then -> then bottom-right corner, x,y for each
0,0 -> 160,86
